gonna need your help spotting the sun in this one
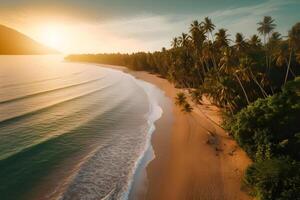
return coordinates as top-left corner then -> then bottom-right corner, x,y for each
40,24 -> 66,50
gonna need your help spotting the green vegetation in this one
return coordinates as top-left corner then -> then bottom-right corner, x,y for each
226,78 -> 300,199
66,17 -> 300,199
225,78 -> 300,161
175,92 -> 193,113
245,158 -> 300,200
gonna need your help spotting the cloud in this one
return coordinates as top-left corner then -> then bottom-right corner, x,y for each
67,0 -> 300,52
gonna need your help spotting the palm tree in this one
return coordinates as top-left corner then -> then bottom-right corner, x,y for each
219,47 -> 239,74
248,34 -> 262,47
257,16 -> 276,72
296,51 -> 300,64
215,29 -> 230,48
233,68 -> 251,105
268,32 -> 282,70
178,33 -> 190,47
268,32 -> 282,50
219,47 -> 250,105
189,20 -> 206,50
274,42 -> 289,67
171,37 -> 180,48
235,33 -> 247,53
270,32 -> 282,41
257,16 -> 276,44
202,17 -> 217,68
190,89 -> 203,105
189,20 -> 207,78
175,92 -> 187,106
201,72 -> 236,113
202,17 -> 216,41
285,22 -> 300,84
240,57 -> 268,98
190,20 -> 201,33
182,102 -> 193,113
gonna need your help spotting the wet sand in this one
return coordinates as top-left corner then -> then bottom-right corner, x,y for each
101,64 -> 252,200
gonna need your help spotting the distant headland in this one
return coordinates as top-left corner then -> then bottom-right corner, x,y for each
0,24 -> 59,55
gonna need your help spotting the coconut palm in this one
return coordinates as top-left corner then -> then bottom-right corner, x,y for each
268,32 -> 282,52
274,42 -> 289,67
257,16 -> 276,44
240,57 -> 268,98
285,22 -> 300,84
235,33 -> 247,53
215,29 -> 230,48
171,37 -> 180,48
202,17 -> 216,41
219,47 -> 250,105
201,73 -> 237,113
270,32 -> 282,42
248,34 -> 262,47
233,68 -> 251,105
202,17 -> 217,68
189,21 -> 206,50
219,47 -> 236,73
257,16 -> 276,72
268,32 -> 282,69
189,20 -> 207,78
190,89 -> 203,105
296,51 -> 300,64
178,33 -> 190,47
175,92 -> 187,106
288,22 -> 300,50
190,20 -> 201,33
182,102 -> 193,113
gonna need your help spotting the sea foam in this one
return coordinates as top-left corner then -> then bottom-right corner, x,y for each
118,77 -> 164,200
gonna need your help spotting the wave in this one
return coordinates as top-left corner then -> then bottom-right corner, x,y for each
0,70 -> 87,89
0,82 -> 115,125
0,86 -> 129,162
0,77 -> 105,105
56,70 -> 164,200
119,79 -> 163,200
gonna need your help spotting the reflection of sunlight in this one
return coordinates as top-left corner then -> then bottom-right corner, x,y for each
40,24 -> 66,50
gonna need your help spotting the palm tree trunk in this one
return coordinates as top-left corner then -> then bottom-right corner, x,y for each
195,62 -> 204,83
284,49 -> 293,85
228,103 -> 234,116
210,32 -> 218,69
199,58 -> 207,76
234,74 -> 250,104
267,33 -> 271,74
249,70 -> 268,98
263,34 -> 269,74
285,60 -> 296,78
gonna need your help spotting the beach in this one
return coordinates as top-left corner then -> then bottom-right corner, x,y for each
101,64 -> 253,200
0,54 -> 252,199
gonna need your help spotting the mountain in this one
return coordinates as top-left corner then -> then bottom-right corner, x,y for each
0,24 -> 59,55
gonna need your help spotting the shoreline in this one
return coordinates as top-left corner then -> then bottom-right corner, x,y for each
93,63 -> 253,200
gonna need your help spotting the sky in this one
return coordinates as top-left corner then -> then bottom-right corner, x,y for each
0,0 -> 299,54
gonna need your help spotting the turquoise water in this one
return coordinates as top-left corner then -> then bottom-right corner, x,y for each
0,56 -> 162,200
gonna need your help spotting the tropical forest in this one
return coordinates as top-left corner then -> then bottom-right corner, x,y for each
66,16 -> 300,200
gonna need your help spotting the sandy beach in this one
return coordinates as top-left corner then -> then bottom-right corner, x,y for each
101,64 -> 252,200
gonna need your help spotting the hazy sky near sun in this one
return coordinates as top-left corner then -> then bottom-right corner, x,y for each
0,0 -> 299,53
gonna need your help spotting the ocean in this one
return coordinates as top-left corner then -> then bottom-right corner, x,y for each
0,56 -> 163,200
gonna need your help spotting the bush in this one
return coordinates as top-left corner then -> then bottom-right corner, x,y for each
225,77 -> 300,160
245,158 -> 300,200
225,78 -> 300,199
